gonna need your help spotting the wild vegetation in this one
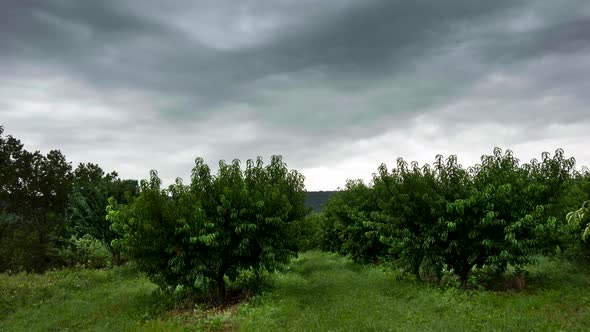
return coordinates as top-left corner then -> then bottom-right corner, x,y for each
0,126 -> 138,272
2,124 -> 590,330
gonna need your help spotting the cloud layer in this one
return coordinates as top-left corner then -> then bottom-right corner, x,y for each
2,0 -> 590,189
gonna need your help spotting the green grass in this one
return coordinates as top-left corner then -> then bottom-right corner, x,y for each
236,252 -> 590,331
0,264 -> 243,332
1,252 -> 590,331
0,265 -> 161,331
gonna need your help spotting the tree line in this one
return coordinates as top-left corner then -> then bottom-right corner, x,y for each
1,126 -> 308,301
2,124 -> 590,300
0,126 -> 138,272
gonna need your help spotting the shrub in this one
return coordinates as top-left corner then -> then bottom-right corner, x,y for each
57,235 -> 112,269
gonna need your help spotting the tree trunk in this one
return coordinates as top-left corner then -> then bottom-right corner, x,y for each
412,255 -> 422,281
216,274 -> 226,302
459,268 -> 470,288
113,251 -> 121,266
435,263 -> 443,282
106,243 -> 120,266
413,263 -> 421,281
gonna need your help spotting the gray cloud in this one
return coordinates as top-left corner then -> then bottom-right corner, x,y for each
0,1 -> 545,107
1,0 -> 590,189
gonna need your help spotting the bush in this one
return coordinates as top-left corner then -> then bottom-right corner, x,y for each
567,201 -> 590,241
57,235 -> 112,269
567,200 -> 590,260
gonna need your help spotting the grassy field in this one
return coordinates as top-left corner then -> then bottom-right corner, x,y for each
1,252 -> 590,331
237,252 -> 590,331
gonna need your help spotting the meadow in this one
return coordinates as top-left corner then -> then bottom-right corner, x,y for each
2,251 -> 589,331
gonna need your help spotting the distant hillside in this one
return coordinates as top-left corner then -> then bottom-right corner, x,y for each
305,191 -> 338,213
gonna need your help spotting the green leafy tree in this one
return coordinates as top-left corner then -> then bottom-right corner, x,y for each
320,180 -> 386,263
0,126 -> 73,272
530,149 -> 579,237
374,158 -> 446,280
434,148 -> 573,286
292,212 -> 324,251
324,147 -> 577,286
108,156 -> 306,300
567,201 -> 590,241
67,163 -> 138,265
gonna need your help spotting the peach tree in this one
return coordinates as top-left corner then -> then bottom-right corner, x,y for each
107,156 -> 306,300
433,149 -> 574,285
567,201 -> 590,241
373,158 -> 447,280
319,180 -> 386,263
328,148 -> 576,286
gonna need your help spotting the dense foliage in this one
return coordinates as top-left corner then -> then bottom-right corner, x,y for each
320,180 -> 386,263
0,126 -> 138,272
320,148 -> 587,286
107,156 -> 307,300
291,212 -> 323,251
568,200 -> 590,241
0,126 -> 73,272
67,163 -> 139,265
374,158 -> 446,279
3,123 -> 590,295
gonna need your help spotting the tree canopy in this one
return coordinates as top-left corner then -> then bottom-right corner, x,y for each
0,126 -> 73,271
107,156 -> 307,300
321,148 -> 581,286
67,163 -> 139,265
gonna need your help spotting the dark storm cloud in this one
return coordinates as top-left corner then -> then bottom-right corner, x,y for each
2,0 -> 590,189
1,0 -> 567,113
534,17 -> 590,54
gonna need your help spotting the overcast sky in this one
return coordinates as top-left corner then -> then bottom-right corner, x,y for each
1,0 -> 590,190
